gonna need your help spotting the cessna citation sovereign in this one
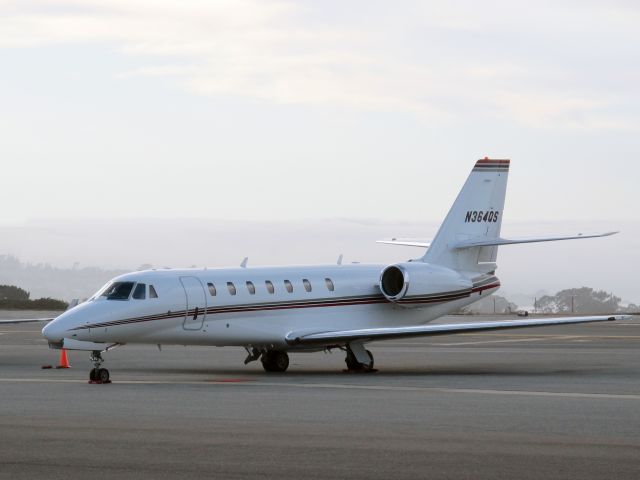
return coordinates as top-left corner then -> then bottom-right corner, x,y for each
36,159 -> 626,383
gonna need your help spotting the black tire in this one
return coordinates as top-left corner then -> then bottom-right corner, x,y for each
261,351 -> 289,372
345,351 -> 360,370
97,368 -> 110,383
89,368 -> 98,381
260,353 -> 273,371
272,351 -> 289,372
260,353 -> 272,372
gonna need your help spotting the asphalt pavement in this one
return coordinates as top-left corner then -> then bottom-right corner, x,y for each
1,315 -> 639,479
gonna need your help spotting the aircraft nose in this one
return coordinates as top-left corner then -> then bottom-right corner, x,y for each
42,320 -> 66,342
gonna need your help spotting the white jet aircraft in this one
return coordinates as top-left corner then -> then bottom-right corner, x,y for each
39,158 -> 627,382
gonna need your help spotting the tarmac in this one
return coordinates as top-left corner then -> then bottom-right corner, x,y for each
0,313 -> 639,479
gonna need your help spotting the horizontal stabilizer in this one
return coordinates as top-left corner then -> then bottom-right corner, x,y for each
377,238 -> 431,248
452,231 -> 618,249
286,315 -> 631,345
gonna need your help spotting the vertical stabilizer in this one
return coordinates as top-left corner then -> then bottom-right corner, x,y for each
422,158 -> 509,272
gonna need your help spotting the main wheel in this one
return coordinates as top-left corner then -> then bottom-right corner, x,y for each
261,351 -> 289,372
97,368 -> 110,383
345,350 -> 360,370
89,368 -> 98,381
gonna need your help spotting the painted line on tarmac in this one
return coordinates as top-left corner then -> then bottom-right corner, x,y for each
438,337 -> 560,346
1,377 -> 640,400
0,378 -> 255,385
254,382 -> 640,400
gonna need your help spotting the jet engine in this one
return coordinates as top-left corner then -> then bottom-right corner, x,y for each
379,262 -> 473,307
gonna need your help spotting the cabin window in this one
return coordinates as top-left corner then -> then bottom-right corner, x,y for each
227,282 -> 237,295
132,283 -> 146,300
303,279 -> 312,292
325,278 -> 335,292
149,285 -> 158,298
207,282 -> 217,296
101,282 -> 135,300
246,281 -> 256,294
265,280 -> 275,294
284,280 -> 293,293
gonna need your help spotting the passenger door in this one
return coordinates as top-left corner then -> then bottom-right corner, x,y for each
180,276 -> 206,330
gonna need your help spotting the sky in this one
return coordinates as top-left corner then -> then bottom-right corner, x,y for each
0,1 -> 638,301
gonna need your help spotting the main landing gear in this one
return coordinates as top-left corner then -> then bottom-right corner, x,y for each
244,347 -> 290,372
261,351 -> 290,372
88,350 -> 111,384
344,343 -> 376,372
243,345 -> 376,373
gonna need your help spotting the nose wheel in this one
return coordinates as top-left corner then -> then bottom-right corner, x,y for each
88,350 -> 111,384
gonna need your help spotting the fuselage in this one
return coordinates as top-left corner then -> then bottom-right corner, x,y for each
42,263 -> 500,350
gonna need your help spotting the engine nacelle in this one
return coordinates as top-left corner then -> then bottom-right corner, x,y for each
379,262 -> 473,307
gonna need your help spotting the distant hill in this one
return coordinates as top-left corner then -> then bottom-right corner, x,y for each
0,255 -> 128,302
0,284 -> 67,310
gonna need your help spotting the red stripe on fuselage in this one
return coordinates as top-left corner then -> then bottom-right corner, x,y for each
73,282 -> 500,331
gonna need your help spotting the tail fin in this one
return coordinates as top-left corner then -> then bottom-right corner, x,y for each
422,158 -> 509,272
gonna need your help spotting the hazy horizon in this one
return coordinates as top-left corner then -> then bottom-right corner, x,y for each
1,217 -> 636,304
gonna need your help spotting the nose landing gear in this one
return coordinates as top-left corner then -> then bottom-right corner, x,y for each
88,350 -> 111,384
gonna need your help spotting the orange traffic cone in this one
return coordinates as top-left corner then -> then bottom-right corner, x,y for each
55,349 -> 70,369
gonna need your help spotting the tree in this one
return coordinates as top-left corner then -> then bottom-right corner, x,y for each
0,285 -> 30,300
536,287 -> 620,314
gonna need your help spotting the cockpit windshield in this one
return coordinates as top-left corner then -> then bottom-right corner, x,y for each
100,281 -> 135,300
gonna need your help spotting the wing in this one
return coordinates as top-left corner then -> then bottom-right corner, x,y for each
286,315 -> 630,346
377,238 -> 431,248
0,318 -> 54,324
452,232 -> 618,249
0,300 -> 80,325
